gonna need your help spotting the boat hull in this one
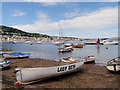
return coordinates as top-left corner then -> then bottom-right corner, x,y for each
72,44 -> 83,48
84,56 -> 95,64
15,61 -> 84,84
84,60 -> 95,64
106,57 -> 120,73
3,53 -> 30,59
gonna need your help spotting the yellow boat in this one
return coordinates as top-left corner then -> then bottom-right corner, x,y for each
71,44 -> 83,48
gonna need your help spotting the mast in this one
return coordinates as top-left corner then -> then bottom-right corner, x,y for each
58,22 -> 63,40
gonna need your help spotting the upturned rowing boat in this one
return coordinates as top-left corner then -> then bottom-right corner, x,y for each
106,57 -> 120,73
14,60 -> 84,85
3,52 -> 31,59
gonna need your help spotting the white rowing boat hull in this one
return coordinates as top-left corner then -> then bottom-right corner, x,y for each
3,54 -> 30,59
15,61 -> 84,84
106,65 -> 120,72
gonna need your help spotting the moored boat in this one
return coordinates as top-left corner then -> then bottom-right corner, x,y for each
84,55 -> 95,64
58,48 -> 73,53
64,43 -> 72,47
14,60 -> 84,85
71,44 -> 83,48
56,57 -> 79,62
103,40 -> 118,45
106,57 -> 120,73
36,41 -> 42,44
3,52 -> 31,59
0,60 -> 11,68
9,41 -> 16,44
25,41 -> 32,44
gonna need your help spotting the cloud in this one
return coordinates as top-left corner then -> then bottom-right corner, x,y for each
64,9 -> 89,18
12,6 -> 118,37
40,2 -> 58,6
12,10 -> 26,16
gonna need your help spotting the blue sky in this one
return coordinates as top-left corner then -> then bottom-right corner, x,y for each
2,2 -> 118,38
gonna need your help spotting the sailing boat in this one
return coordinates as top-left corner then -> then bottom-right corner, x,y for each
96,38 -> 100,48
53,22 -> 65,46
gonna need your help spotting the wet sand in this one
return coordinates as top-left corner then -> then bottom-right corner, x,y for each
2,58 -> 120,89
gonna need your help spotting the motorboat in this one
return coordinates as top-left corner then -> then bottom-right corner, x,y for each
58,48 -> 73,53
58,45 -> 73,53
71,44 -> 83,48
103,40 -> 118,45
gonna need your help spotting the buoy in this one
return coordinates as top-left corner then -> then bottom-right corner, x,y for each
106,47 -> 108,49
14,82 -> 19,86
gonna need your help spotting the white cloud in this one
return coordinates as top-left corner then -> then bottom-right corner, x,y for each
12,6 -> 118,38
40,2 -> 58,6
12,10 -> 26,16
64,9 -> 89,18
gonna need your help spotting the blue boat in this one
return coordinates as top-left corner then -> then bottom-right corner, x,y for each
3,52 -> 31,59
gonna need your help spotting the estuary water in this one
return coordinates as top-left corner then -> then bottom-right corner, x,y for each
2,41 -> 118,66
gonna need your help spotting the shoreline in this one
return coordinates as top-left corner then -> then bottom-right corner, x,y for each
2,58 -> 119,89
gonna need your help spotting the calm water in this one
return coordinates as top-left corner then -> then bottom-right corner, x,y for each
2,41 -> 118,66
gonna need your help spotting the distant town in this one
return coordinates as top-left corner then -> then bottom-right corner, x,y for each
0,25 -> 118,42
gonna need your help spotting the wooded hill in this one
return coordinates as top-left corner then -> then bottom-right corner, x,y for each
0,25 -> 50,38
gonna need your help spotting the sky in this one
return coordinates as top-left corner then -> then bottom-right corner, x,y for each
2,1 -> 118,38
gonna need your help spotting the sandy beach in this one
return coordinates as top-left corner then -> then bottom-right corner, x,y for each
2,58 -> 120,89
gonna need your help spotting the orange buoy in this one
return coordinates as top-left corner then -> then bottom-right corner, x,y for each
106,47 -> 108,49
14,82 -> 19,86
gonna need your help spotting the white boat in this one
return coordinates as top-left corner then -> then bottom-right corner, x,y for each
58,47 -> 73,53
56,57 -> 79,63
64,43 -> 72,47
0,60 -> 11,68
106,57 -> 120,73
103,40 -> 118,45
58,45 -> 73,53
84,55 -> 95,64
36,41 -> 42,44
14,60 -> 84,85
25,41 -> 33,44
3,52 -> 31,59
53,41 -> 65,46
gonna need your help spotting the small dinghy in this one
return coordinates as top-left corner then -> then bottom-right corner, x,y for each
3,52 -> 31,59
71,44 -> 83,48
58,48 -> 73,53
106,57 -> 120,73
0,60 -> 11,68
14,60 -> 84,85
36,41 -> 42,44
58,45 -> 73,53
84,55 -> 95,64
57,57 -> 78,63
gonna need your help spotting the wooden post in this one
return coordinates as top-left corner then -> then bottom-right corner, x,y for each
20,67 -> 23,84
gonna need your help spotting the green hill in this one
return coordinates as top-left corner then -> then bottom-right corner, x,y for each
0,25 -> 50,38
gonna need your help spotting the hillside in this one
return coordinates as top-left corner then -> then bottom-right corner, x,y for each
0,25 -> 50,38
